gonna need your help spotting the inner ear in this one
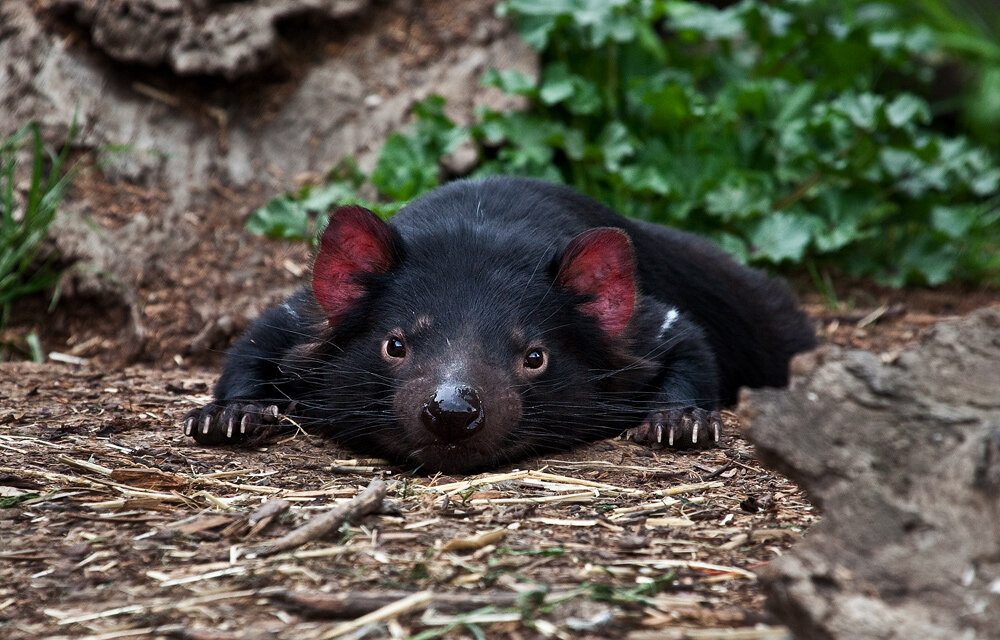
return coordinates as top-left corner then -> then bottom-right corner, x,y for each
312,205 -> 397,326
555,228 -> 636,337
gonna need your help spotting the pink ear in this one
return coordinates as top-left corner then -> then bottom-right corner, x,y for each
556,228 -> 636,337
312,206 -> 395,326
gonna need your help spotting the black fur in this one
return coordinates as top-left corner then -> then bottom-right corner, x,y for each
185,177 -> 816,472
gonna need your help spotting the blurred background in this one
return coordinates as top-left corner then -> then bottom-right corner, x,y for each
2,0 -> 998,366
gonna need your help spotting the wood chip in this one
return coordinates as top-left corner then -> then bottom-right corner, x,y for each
440,527 -> 507,552
644,517 -> 696,528
110,468 -> 189,491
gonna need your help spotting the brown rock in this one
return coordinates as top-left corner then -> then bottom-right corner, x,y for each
745,308 -> 1000,640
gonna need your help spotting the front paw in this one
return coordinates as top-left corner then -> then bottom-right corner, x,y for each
623,407 -> 723,450
183,401 -> 282,445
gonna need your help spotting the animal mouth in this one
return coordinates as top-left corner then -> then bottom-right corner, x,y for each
410,440 -> 495,473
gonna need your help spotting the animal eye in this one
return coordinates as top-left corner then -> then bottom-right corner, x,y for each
383,336 -> 407,359
523,349 -> 546,371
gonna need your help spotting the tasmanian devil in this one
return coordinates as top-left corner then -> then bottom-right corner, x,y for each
184,177 -> 815,472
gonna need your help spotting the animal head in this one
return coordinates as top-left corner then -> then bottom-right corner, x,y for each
303,205 -> 651,472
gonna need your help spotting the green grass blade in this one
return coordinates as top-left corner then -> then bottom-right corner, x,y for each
25,124 -> 45,219
0,118 -> 77,327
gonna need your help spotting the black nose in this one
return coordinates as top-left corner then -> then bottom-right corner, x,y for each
421,385 -> 483,441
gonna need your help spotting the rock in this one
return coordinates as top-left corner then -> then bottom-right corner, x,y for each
743,308 -> 1000,640
49,0 -> 371,80
2,0 -> 536,202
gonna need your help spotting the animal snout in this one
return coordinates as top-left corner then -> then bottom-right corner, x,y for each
420,385 -> 483,441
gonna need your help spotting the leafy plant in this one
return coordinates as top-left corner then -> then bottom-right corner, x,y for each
248,0 -> 1000,287
905,0 -> 1000,145
245,98 -> 466,239
1,120 -> 78,325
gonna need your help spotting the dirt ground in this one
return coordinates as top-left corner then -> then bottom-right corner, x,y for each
2,359 -> 803,640
5,1 -> 999,637
4,214 -> 999,639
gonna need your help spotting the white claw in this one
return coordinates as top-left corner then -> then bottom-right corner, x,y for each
185,418 -> 193,436
267,405 -> 279,418
226,415 -> 235,439
668,426 -> 675,447
201,415 -> 211,434
714,423 -> 721,442
656,424 -> 663,444
623,430 -> 632,441
240,414 -> 249,434
692,423 -> 699,444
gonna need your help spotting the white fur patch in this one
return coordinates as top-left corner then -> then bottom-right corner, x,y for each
657,307 -> 679,339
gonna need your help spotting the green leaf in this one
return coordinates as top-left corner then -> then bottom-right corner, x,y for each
879,148 -> 922,178
246,197 -> 310,240
835,93 -> 884,130
512,13 -> 555,49
750,212 -> 817,263
482,68 -> 537,95
704,174 -> 772,221
538,63 -> 601,114
885,94 -> 930,128
666,3 -> 745,40
897,240 -> 958,286
371,134 -> 439,201
299,182 -> 360,213
598,122 -> 634,171
930,205 -> 978,239
776,83 -> 817,125
619,163 -> 671,196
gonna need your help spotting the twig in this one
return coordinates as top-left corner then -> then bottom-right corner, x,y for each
682,627 -> 790,639
319,591 -> 433,639
272,589 -> 524,618
700,460 -> 735,480
608,558 -> 757,580
254,478 -> 386,556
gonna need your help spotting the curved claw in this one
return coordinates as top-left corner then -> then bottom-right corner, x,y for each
624,407 -> 723,450
182,401 -> 286,445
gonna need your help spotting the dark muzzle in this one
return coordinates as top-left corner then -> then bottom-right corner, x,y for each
420,385 -> 483,441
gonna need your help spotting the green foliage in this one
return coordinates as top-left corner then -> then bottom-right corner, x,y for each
905,0 -> 1000,145
0,121 -> 78,325
0,493 -> 40,508
245,159 -> 381,241
248,0 -> 1000,287
245,98 -> 466,240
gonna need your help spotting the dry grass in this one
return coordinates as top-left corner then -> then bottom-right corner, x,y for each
0,362 -> 814,639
